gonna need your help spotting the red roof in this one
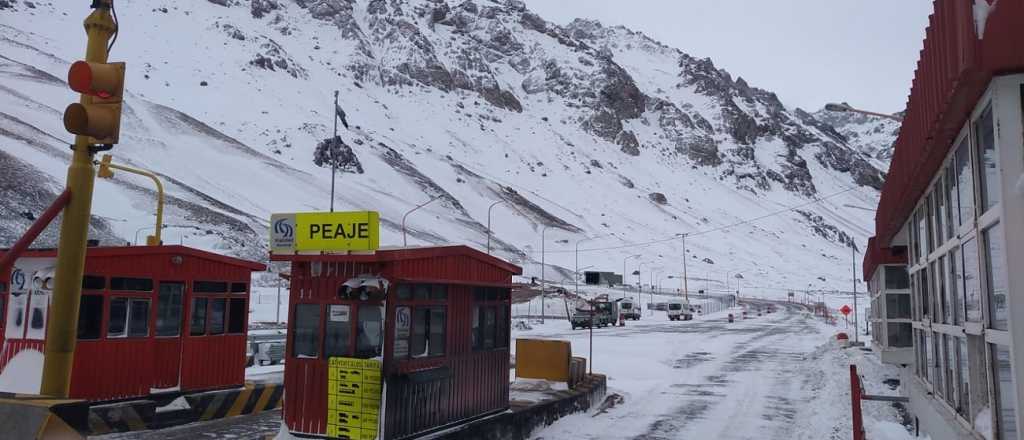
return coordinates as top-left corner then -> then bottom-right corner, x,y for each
1,245 -> 266,271
862,237 -> 909,281
876,0 -> 1024,246
270,245 -> 523,275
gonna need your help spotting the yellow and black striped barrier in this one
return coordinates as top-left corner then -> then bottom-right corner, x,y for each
186,382 -> 284,422
87,399 -> 154,435
0,392 -> 90,439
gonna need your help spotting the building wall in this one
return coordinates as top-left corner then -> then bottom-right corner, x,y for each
868,264 -> 914,365
900,75 -> 1022,440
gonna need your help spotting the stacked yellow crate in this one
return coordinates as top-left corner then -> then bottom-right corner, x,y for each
327,358 -> 383,440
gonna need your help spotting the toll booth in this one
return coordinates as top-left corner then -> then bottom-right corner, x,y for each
272,245 -> 522,440
0,245 -> 264,401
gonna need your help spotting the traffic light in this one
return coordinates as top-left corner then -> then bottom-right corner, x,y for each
63,60 -> 125,144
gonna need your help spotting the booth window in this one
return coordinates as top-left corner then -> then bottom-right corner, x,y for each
156,283 -> 184,337
109,297 -> 150,338
194,281 -> 228,294
293,304 -> 321,358
396,284 -> 412,300
356,305 -> 384,358
77,295 -> 103,340
209,298 -> 226,335
110,277 -> 153,292
228,298 -> 246,333
324,306 -> 351,358
82,275 -> 105,290
230,283 -> 248,294
109,298 -> 127,337
411,306 -> 445,357
190,298 -> 208,336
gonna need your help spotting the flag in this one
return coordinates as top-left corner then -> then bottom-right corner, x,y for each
335,103 -> 349,130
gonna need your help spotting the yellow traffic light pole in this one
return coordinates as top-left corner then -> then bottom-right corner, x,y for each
96,154 -> 165,246
40,1 -> 116,398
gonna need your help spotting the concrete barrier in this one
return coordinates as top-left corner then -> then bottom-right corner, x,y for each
0,393 -> 90,439
515,339 -> 571,383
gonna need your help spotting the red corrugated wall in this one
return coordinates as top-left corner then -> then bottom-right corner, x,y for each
876,0 -> 1024,246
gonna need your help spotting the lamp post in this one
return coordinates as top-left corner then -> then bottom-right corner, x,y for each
824,102 -> 904,122
679,233 -> 690,302
402,196 -> 441,246
575,234 -> 611,296
622,254 -> 641,300
486,200 -> 507,255
637,261 -> 647,313
540,225 -> 553,324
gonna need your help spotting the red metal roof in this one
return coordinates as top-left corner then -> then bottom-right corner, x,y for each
270,245 -> 523,275
875,0 -> 1024,246
862,237 -> 909,281
0,245 -> 266,271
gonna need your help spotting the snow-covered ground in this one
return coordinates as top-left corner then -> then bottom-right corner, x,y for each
513,300 -> 914,440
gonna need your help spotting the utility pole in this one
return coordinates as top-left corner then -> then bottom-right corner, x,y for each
43,0 -> 121,398
852,244 -> 859,344
682,234 -> 689,302
330,90 -> 338,212
540,226 -> 549,324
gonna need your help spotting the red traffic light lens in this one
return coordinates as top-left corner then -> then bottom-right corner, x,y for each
68,61 -> 93,94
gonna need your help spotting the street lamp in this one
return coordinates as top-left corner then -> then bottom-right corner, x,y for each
622,254 -> 641,299
539,225 -> 555,324
402,196 -> 441,247
486,200 -> 507,255
575,234 -> 612,296
824,102 -> 903,122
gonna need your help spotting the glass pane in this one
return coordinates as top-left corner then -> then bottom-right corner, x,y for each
932,333 -> 944,397
944,334 -> 956,406
411,308 -> 428,357
396,284 -> 411,300
230,283 -> 248,293
428,307 -> 445,356
77,295 -> 103,340
984,223 -> 1008,330
886,294 -> 911,319
920,266 -> 930,318
471,306 -> 481,350
324,305 -> 351,358
82,275 -> 105,290
413,284 -> 430,301
926,195 -> 935,253
884,266 -> 910,289
194,281 -> 228,294
934,180 -> 945,244
108,297 -> 127,337
292,304 -> 321,358
939,256 -> 951,324
917,206 -> 928,259
949,249 -> 962,325
945,165 -> 956,238
497,306 -> 509,348
430,284 -> 447,301
190,298 -> 208,336
356,305 -> 383,358
886,322 -> 912,347
128,299 -> 150,338
975,106 -> 1000,211
957,338 -> 970,417
483,307 -> 496,349
962,238 -> 983,322
992,345 -> 1018,439
228,298 -> 246,333
156,283 -> 184,337
209,298 -> 226,335
955,139 -> 975,226
110,277 -> 153,292
923,331 -> 933,383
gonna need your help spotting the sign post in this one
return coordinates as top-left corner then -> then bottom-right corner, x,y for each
840,305 -> 852,328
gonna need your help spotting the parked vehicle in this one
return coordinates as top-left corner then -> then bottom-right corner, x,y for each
667,299 -> 693,321
619,298 -> 641,320
570,299 -> 616,329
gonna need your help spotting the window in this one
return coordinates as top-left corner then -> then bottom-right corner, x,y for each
230,282 -> 247,294
110,277 -> 153,292
934,179 -> 945,244
77,295 -> 103,340
931,332 -> 943,397
945,165 -> 957,238
957,338 -> 970,417
497,306 -> 509,348
886,293 -> 911,319
190,298 -> 208,336
356,305 -> 383,358
884,266 -> 909,290
974,106 -> 1000,212
82,275 -> 105,290
926,195 -> 935,253
938,256 -> 952,324
983,223 -> 1008,330
886,323 -> 912,348
324,305 -> 351,358
413,284 -> 430,301
194,281 -> 228,294
292,304 -> 321,358
962,238 -> 983,322
411,307 -> 445,357
944,334 -> 956,406
473,306 -> 498,350
991,344 -> 1018,439
916,207 -> 928,260
108,297 -> 127,337
922,331 -> 932,383
128,299 -> 150,337
209,298 -> 226,335
156,283 -> 184,337
472,307 -> 481,349
430,284 -> 448,301
920,266 -> 930,318
396,284 -> 412,300
228,298 -> 246,333
955,138 -> 975,227
949,249 -> 963,325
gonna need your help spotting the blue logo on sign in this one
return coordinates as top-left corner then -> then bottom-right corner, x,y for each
11,269 -> 25,290
273,218 -> 294,238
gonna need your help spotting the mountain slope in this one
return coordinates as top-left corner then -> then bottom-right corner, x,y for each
0,0 -> 894,292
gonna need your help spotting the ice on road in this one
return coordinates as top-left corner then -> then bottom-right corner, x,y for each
515,301 -> 911,440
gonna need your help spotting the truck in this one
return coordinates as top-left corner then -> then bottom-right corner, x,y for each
667,299 -> 694,321
569,298 -> 617,329
619,298 -> 641,320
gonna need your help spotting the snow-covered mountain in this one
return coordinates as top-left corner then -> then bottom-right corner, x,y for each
813,107 -> 901,171
0,0 -> 896,292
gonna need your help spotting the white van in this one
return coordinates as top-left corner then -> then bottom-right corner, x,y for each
667,299 -> 693,321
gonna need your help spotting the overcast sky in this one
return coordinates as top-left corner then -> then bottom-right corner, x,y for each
523,0 -> 933,113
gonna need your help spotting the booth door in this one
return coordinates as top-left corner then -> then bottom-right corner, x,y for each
153,282 -> 185,389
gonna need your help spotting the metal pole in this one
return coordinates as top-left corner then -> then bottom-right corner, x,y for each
330,90 -> 338,212
486,200 -> 506,255
41,1 -> 114,398
541,226 -> 547,324
852,244 -> 858,343
402,196 -> 440,247
589,299 -> 594,375
682,234 -> 689,302
276,274 -> 282,324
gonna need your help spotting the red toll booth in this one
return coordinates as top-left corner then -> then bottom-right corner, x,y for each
0,245 -> 264,401
273,245 -> 522,440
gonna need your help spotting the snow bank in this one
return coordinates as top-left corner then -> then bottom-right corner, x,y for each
0,349 -> 43,394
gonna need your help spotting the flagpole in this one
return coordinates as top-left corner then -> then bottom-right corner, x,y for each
331,90 -> 338,212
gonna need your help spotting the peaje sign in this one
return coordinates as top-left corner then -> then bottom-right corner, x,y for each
271,211 -> 380,253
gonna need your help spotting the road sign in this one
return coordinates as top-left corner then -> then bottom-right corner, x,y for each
840,305 -> 852,316
271,211 -> 380,253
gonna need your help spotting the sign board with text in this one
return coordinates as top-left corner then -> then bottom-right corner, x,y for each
271,211 -> 380,253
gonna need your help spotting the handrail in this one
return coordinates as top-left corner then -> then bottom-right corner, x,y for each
0,189 -> 72,271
